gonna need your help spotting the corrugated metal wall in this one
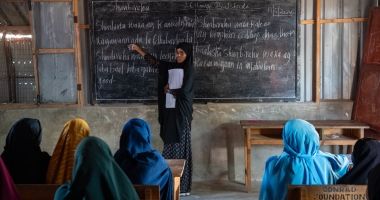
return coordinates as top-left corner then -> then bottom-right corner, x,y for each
299,0 -> 377,102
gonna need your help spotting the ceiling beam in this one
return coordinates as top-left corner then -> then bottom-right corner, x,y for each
0,6 -> 12,26
11,2 -> 29,25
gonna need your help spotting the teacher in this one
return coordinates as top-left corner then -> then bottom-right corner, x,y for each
129,42 -> 194,196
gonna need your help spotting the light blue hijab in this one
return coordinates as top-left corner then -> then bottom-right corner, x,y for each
259,119 -> 349,200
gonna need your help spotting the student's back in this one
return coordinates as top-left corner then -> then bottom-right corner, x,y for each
54,136 -> 139,200
46,118 -> 90,184
1,118 -> 50,184
114,118 -> 173,200
259,119 -> 349,200
337,138 -> 380,184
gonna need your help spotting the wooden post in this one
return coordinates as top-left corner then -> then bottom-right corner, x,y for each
73,0 -> 84,106
29,0 -> 40,104
313,0 -> 321,103
244,128 -> 252,192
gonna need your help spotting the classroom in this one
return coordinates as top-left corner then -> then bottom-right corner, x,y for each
1,0 -> 380,200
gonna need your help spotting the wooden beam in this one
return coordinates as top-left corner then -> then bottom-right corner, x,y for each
11,2 -> 29,25
31,0 -> 72,2
0,103 -> 80,109
0,6 -> 12,25
300,17 -> 367,25
37,48 -> 75,54
0,26 -> 31,31
79,24 -> 89,29
4,0 -> 28,2
73,0 -> 84,105
313,0 -> 321,103
29,6 -> 40,103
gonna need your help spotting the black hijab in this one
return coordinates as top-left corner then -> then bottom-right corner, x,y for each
368,163 -> 380,200
157,43 -> 194,144
1,118 -> 50,184
174,42 -> 194,129
336,138 -> 380,184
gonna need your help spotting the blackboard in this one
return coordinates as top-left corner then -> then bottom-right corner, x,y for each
90,0 -> 298,102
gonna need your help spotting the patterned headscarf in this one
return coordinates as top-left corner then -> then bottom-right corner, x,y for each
46,118 -> 90,184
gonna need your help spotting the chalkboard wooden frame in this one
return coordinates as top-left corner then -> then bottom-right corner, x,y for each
89,0 -> 299,103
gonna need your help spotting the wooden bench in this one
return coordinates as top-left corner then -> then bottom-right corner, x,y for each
16,184 -> 160,200
240,120 -> 369,192
167,159 -> 186,200
287,185 -> 367,200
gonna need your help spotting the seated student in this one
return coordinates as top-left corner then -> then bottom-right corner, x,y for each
368,163 -> 380,200
1,118 -> 50,184
0,157 -> 20,200
259,119 -> 349,200
337,138 -> 380,184
114,118 -> 173,200
54,136 -> 139,200
46,118 -> 90,184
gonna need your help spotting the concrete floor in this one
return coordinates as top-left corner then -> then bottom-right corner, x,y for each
182,181 -> 260,200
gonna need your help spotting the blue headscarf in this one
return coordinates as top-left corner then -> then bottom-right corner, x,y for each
259,119 -> 349,200
114,118 -> 173,200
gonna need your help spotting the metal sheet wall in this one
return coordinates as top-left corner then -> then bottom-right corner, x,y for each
299,0 -> 377,101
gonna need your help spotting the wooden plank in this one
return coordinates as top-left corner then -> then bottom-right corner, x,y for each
287,185 -> 367,200
313,0 -> 321,103
29,3 -> 39,103
11,2 -> 29,25
0,103 -> 80,109
245,128 -> 252,192
240,120 -> 369,129
31,0 -> 72,2
37,48 -> 75,54
4,0 -> 28,2
79,24 -> 90,29
300,17 -> 367,25
0,6 -> 12,26
0,26 -> 31,31
16,184 -> 160,200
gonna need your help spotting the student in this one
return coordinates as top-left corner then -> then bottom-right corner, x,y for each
129,43 -> 194,195
54,136 -> 139,200
1,118 -> 50,184
259,119 -> 349,200
368,163 -> 380,200
46,118 -> 90,184
0,157 -> 20,200
336,138 -> 380,184
114,118 -> 173,200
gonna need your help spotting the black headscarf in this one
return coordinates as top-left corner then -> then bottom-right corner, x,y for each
1,118 -> 50,183
368,163 -> 380,200
336,138 -> 380,184
173,42 -> 194,136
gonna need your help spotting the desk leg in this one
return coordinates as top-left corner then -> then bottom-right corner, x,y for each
244,130 -> 251,192
174,177 -> 180,200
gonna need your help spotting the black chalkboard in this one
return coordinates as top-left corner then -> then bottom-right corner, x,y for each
90,0 -> 298,102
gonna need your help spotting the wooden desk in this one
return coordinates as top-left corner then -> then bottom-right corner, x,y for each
240,120 -> 369,192
287,185 -> 367,200
167,159 -> 186,200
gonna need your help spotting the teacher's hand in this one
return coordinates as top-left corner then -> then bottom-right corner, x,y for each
164,84 -> 170,93
128,43 -> 141,52
128,43 -> 146,57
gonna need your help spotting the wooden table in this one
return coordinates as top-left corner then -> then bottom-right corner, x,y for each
167,159 -> 186,200
240,120 -> 369,192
